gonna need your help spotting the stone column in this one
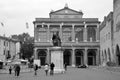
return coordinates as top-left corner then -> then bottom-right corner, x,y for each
47,24 -> 50,42
34,24 -> 37,42
60,23 -> 63,42
72,24 -> 75,42
34,48 -> 38,59
72,48 -> 75,67
96,48 -> 100,66
96,24 -> 100,42
46,48 -> 50,64
84,24 -> 87,42
84,48 -> 88,66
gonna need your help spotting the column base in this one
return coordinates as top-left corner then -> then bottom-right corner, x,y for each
54,68 -> 65,73
84,40 -> 87,42
72,40 -> 75,42
72,64 -> 76,67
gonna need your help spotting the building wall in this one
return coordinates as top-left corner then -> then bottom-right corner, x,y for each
9,41 -> 16,58
113,0 -> 120,65
100,12 -> 115,66
0,38 -> 5,61
0,36 -> 20,62
16,42 -> 20,54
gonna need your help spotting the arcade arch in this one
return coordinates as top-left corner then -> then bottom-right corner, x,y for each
38,49 -> 47,66
108,48 -> 111,61
116,45 -> 120,65
87,50 -> 96,65
75,50 -> 84,66
63,49 -> 71,66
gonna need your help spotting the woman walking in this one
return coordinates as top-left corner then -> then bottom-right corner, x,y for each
44,63 -> 49,76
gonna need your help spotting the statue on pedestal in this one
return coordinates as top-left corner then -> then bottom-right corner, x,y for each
52,31 -> 61,46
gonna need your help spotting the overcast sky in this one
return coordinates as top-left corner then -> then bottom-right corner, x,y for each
0,0 -> 113,37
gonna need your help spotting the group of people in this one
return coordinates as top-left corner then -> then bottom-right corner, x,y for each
44,62 -> 55,76
8,62 -> 67,77
33,62 -> 55,76
9,64 -> 21,77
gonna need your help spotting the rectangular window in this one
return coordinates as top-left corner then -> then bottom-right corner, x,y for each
38,32 -> 47,42
62,31 -> 71,42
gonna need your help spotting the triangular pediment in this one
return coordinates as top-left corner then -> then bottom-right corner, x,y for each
51,7 -> 83,15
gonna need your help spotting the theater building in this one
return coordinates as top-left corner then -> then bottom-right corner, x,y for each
33,5 -> 100,66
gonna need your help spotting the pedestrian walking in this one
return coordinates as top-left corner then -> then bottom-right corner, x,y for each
14,64 -> 17,76
9,66 -> 12,74
64,63 -> 67,71
16,65 -> 21,77
50,62 -> 55,76
34,64 -> 38,75
44,63 -> 49,76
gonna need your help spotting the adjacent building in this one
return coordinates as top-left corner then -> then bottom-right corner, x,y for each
100,12 -> 115,66
0,36 -> 20,62
33,5 -> 100,66
113,0 -> 120,66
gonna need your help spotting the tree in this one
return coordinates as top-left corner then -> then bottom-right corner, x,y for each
11,33 -> 34,59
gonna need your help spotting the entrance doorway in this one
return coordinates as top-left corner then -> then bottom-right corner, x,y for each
38,50 -> 47,66
118,56 -> 120,65
75,50 -> 83,66
63,50 -> 71,66
88,50 -> 96,65
116,45 -> 120,65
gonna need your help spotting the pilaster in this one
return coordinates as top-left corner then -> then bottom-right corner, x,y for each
34,48 -> 38,59
46,48 -> 50,64
96,24 -> 100,42
60,23 -> 63,42
47,24 -> 50,42
84,24 -> 87,42
72,48 -> 75,67
34,24 -> 37,42
72,24 -> 75,42
84,48 -> 88,65
96,48 -> 100,65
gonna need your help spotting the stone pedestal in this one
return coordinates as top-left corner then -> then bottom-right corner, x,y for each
50,47 -> 65,73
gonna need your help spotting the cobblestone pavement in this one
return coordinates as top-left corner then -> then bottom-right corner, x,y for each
91,66 -> 120,72
0,67 -> 120,80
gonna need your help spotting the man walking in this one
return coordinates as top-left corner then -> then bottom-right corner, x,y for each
16,65 -> 21,77
34,64 -> 38,75
50,62 -> 55,76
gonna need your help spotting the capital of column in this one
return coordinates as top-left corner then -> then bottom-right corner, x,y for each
42,22 -> 45,28
61,23 -> 64,26
84,24 -> 87,28
47,24 -> 50,28
72,24 -> 75,28
97,24 -> 99,28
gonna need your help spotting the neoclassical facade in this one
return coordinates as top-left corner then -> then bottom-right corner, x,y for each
33,5 -> 100,66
